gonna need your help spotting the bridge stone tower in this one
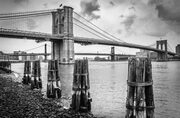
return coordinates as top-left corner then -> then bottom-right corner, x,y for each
51,6 -> 74,64
156,40 -> 168,61
110,47 -> 115,61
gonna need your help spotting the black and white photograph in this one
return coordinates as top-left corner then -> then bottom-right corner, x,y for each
0,0 -> 180,118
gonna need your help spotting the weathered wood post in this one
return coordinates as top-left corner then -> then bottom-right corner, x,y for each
44,43 -> 47,61
22,61 -> 31,84
71,59 -> 92,112
0,61 -> 11,73
126,57 -> 155,118
31,60 -> 42,89
46,60 -> 61,98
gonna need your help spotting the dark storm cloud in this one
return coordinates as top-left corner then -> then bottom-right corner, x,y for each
121,15 -> 136,31
110,0 -> 126,4
156,4 -> 180,22
148,0 -> 160,5
13,0 -> 28,4
80,0 -> 100,20
149,0 -> 180,34
109,1 -> 115,6
147,0 -> 180,23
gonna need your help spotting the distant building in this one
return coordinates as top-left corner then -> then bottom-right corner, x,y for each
176,44 -> 180,55
94,56 -> 107,61
14,51 -> 27,61
38,56 -> 44,61
30,55 -> 37,61
0,51 -> 18,60
136,50 -> 158,59
149,52 -> 157,59
136,50 -> 150,58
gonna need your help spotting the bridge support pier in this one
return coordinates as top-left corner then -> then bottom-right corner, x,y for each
156,40 -> 168,61
110,47 -> 115,61
51,6 -> 74,64
52,39 -> 74,64
51,6 -> 74,98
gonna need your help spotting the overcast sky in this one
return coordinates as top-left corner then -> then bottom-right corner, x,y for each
0,0 -> 180,55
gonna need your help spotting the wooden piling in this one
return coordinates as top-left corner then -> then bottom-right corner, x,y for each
0,61 -> 11,73
22,61 -> 31,84
46,60 -> 61,98
71,59 -> 92,112
126,57 -> 155,118
31,60 -> 42,89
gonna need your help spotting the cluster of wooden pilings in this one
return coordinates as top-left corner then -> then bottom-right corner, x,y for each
46,60 -> 61,98
126,57 -> 155,118
0,61 -> 11,73
20,57 -> 155,117
22,61 -> 31,84
22,60 -> 42,90
31,60 -> 42,89
71,59 -> 92,112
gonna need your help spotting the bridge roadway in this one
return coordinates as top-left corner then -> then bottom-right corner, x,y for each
0,28 -> 176,56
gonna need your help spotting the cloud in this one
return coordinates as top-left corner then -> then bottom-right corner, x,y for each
145,31 -> 167,37
155,2 -> 180,22
110,0 -> 126,4
121,15 -> 136,31
109,1 -> 115,6
150,0 -> 180,34
80,0 -> 100,20
13,0 -> 29,4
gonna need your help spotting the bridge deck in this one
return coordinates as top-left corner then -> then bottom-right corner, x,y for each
0,28 -> 176,56
0,28 -> 63,41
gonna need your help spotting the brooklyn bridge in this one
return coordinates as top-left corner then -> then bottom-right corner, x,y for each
0,6 -> 178,63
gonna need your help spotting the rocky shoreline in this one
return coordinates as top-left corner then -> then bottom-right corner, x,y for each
0,73 -> 98,118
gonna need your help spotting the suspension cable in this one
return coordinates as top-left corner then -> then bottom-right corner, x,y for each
23,44 -> 45,52
74,22 -> 110,41
0,9 -> 56,16
167,43 -> 174,52
147,43 -> 156,47
73,18 -> 119,42
73,11 -> 126,43
0,12 -> 51,20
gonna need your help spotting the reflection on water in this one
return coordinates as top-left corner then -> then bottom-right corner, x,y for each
11,61 -> 180,118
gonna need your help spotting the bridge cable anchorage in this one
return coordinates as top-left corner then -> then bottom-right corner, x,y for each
73,22 -> 112,42
73,18 -> 120,43
73,11 -> 126,43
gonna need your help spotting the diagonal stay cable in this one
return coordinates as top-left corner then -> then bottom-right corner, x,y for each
73,11 -> 126,43
23,44 -> 45,52
167,43 -> 174,52
74,22 -> 111,41
73,18 -> 119,42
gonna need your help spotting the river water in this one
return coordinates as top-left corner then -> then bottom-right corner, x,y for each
11,61 -> 180,118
